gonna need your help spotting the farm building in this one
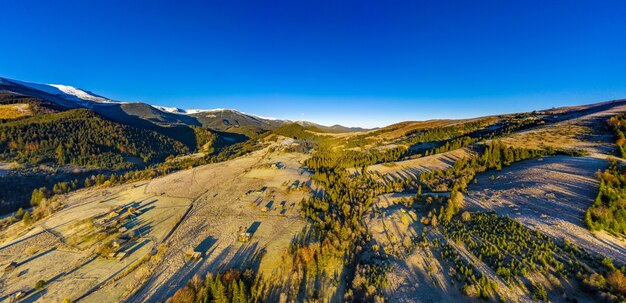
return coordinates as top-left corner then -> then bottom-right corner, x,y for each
185,249 -> 202,260
111,239 -> 127,249
14,290 -> 28,299
238,232 -> 252,242
115,252 -> 127,260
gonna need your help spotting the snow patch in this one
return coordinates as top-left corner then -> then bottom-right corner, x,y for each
153,106 -> 211,115
49,84 -> 112,103
1,77 -> 118,107
154,106 -> 184,113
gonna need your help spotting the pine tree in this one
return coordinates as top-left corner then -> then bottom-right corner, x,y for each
56,144 -> 66,165
238,279 -> 248,303
232,280 -> 241,303
212,277 -> 228,303
30,188 -> 45,206
22,211 -> 31,225
16,207 -> 25,219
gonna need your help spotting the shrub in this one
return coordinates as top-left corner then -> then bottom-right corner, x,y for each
15,208 -> 24,219
585,273 -> 608,290
603,257 -> 616,271
531,283 -> 548,301
461,283 -> 480,298
35,280 -> 46,289
607,270 -> 626,296
170,286 -> 195,303
22,212 -> 31,225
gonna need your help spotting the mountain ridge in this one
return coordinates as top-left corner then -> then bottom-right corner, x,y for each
0,76 -> 367,132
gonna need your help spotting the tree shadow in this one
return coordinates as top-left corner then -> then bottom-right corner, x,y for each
247,221 -> 261,234
153,241 -> 266,300
122,238 -> 151,256
16,247 -> 55,266
195,236 -> 217,253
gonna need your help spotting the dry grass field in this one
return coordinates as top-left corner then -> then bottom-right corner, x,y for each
0,182 -> 191,303
498,101 -> 626,158
354,147 -> 475,182
368,162 -> 615,302
127,146 -> 313,302
0,143 -> 313,303
363,101 -> 626,302
460,102 -> 626,264
465,156 -> 626,263
365,194 -> 468,303
0,104 -> 30,119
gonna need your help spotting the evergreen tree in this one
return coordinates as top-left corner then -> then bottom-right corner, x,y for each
30,188 -> 45,206
22,211 -> 31,225
212,277 -> 228,303
16,207 -> 25,219
56,144 -> 66,165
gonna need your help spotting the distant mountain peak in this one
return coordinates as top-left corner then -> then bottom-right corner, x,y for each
48,84 -> 112,103
0,76 -> 119,108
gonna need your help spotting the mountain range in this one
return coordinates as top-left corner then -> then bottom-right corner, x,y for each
0,76 -> 367,134
2,75 -> 626,303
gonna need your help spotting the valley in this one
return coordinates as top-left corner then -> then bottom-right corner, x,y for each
0,77 -> 625,303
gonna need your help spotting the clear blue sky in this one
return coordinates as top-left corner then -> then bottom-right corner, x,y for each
1,0 -> 626,127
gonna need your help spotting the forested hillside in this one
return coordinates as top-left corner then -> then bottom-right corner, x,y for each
0,91 -> 253,215
584,114 -> 626,235
0,108 -> 189,169
272,123 -> 323,141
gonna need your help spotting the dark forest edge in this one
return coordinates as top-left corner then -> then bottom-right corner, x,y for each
585,113 -> 626,236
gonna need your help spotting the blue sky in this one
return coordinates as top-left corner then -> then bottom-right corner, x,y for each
1,0 -> 626,127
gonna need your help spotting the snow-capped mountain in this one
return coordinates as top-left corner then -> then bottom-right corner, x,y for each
0,76 -> 366,132
48,84 -> 113,103
1,77 -> 117,107
0,77 -> 224,116
0,76 -> 291,130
